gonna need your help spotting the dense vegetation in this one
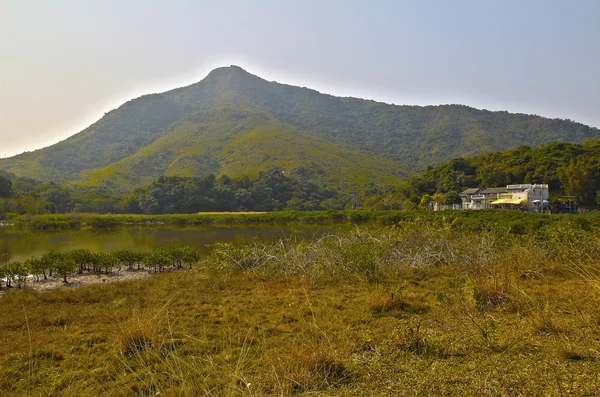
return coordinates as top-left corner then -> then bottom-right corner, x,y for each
1,214 -> 600,395
0,171 -> 123,215
1,66 -> 597,191
123,169 -> 340,214
2,136 -> 599,219
0,168 -> 345,217
366,138 -> 600,209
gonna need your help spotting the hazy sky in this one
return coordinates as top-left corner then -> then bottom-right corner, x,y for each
1,0 -> 599,157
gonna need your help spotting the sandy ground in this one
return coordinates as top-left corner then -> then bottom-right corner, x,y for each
0,270 -> 152,295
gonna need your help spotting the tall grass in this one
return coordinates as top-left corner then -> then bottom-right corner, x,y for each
1,217 -> 600,395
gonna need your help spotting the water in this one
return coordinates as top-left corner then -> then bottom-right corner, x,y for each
0,224 -> 349,263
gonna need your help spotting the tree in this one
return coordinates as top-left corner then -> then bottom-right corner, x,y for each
445,190 -> 462,207
182,248 -> 200,270
89,252 -> 113,274
419,194 -> 433,211
54,254 -> 76,283
432,193 -> 445,210
403,199 -> 417,211
114,249 -> 137,270
37,182 -> 72,213
40,251 -> 61,279
2,261 -> 28,288
25,258 -> 46,282
558,159 -> 590,202
0,175 -> 13,198
0,263 -> 5,289
69,249 -> 93,274
169,247 -> 186,269
476,167 -> 507,188
144,249 -> 170,273
363,195 -> 385,210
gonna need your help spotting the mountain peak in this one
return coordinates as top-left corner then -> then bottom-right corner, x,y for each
1,66 -> 597,188
204,65 -> 253,80
191,65 -> 265,96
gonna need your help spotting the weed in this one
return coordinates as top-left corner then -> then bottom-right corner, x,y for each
391,323 -> 444,357
116,307 -> 165,357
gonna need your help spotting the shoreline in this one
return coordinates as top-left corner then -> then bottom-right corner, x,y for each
0,269 -> 153,295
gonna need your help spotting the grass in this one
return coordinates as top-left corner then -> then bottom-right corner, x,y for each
5,208 -> 600,230
1,218 -> 600,395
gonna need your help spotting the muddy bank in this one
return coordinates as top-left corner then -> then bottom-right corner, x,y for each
0,269 -> 152,295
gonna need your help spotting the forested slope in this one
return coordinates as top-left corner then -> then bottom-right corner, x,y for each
396,138 -> 600,206
1,66 -> 597,194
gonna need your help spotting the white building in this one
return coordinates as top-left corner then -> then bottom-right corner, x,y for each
459,184 -> 549,212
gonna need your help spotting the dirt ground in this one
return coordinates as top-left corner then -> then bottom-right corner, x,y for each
0,270 -> 152,295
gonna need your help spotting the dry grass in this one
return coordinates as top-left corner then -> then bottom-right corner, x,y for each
1,222 -> 600,395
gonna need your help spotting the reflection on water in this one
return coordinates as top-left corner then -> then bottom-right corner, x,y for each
0,225 -> 349,262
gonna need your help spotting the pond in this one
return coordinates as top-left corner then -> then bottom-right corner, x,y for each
0,224 -> 351,263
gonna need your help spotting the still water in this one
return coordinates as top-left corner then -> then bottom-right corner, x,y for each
0,224 -> 349,263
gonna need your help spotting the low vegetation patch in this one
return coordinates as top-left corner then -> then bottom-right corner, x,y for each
6,208 -> 600,231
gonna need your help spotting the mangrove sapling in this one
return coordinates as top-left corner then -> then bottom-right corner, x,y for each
99,252 -> 115,274
40,251 -> 61,278
54,254 -> 77,283
25,258 -> 44,282
68,248 -> 94,274
133,251 -> 146,270
114,249 -> 137,270
0,261 -> 28,288
1,262 -> 11,288
168,247 -> 184,269
143,251 -> 156,273
155,248 -> 172,272
144,249 -> 172,273
89,252 -> 112,274
5,262 -> 18,288
181,247 -> 200,270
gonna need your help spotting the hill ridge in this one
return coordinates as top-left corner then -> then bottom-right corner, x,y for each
1,66 -> 598,193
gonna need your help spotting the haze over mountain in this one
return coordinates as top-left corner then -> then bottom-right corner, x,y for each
1,66 -> 598,193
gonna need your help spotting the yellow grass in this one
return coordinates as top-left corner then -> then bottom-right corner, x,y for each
1,222 -> 600,395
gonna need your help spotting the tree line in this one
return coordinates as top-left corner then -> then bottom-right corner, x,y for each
359,139 -> 600,210
0,247 -> 200,288
1,138 -> 599,216
0,168 -> 342,216
123,168 -> 340,214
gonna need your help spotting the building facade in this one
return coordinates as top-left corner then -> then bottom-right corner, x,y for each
459,184 -> 549,212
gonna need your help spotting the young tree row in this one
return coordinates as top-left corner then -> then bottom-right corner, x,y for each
0,247 -> 200,289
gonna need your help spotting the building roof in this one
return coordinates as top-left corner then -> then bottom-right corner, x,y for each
460,188 -> 481,195
481,187 -> 508,194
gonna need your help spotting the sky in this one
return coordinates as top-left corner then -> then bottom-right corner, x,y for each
1,0 -> 599,157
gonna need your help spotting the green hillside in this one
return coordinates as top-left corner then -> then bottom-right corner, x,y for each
1,66 -> 598,192
397,138 -> 600,206
82,113 -> 406,193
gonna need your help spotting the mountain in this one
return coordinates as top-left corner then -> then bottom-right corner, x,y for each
1,66 -> 598,193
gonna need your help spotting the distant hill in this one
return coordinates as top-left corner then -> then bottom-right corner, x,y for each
1,65 -> 598,193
